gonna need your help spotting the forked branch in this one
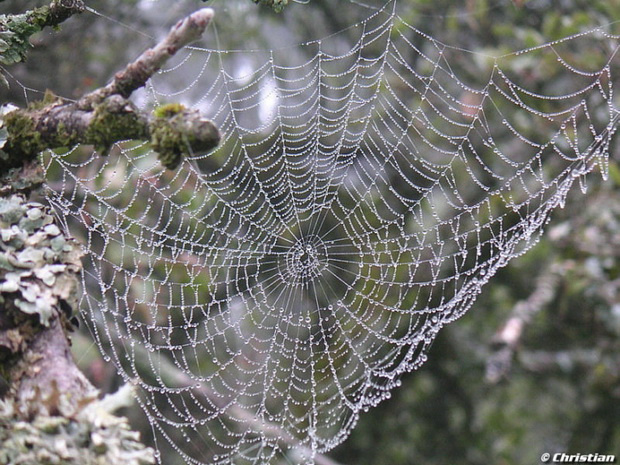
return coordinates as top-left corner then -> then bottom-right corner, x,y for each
1,8 -> 220,171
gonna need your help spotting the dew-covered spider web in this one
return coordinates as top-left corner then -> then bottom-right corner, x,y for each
41,1 -> 620,463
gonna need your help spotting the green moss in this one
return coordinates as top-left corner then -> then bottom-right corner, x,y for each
27,90 -> 63,112
85,99 -> 148,154
2,111 -> 44,161
150,104 -> 220,170
2,95 -> 154,167
150,115 -> 187,170
153,102 -> 186,119
54,121 -> 79,149
0,92 -> 69,165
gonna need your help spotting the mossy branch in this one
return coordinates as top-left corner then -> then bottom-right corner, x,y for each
1,8 -> 219,171
1,95 -> 220,171
252,0 -> 290,13
0,0 -> 86,68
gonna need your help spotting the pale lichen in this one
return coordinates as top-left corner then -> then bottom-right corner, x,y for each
0,195 -> 82,327
0,384 -> 155,465
0,8 -> 47,66
0,1 -> 86,68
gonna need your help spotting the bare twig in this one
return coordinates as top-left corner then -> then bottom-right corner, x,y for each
80,8 -> 214,105
485,264 -> 562,383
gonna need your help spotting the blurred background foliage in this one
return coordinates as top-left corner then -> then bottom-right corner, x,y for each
1,0 -> 620,464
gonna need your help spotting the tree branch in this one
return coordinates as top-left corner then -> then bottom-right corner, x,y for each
252,0 -> 290,13
485,264 -> 562,383
80,8 -> 214,104
0,0 -> 86,68
1,8 -> 220,172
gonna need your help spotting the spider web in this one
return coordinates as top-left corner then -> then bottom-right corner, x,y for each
42,1 -> 619,464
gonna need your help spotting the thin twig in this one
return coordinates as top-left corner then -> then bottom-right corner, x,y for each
485,264 -> 561,383
80,8 -> 214,106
